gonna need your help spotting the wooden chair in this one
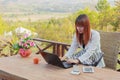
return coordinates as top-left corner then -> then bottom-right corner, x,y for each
99,31 -> 120,70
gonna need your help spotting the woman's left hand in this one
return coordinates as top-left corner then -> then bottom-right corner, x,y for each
67,59 -> 80,64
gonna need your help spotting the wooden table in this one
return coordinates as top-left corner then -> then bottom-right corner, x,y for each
0,54 -> 120,80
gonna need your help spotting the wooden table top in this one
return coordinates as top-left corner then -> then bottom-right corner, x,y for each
0,53 -> 120,80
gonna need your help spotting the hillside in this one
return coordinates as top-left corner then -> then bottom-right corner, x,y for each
0,0 -> 98,13
0,0 -> 115,21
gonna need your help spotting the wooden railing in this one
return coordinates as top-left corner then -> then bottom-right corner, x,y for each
33,38 -> 70,57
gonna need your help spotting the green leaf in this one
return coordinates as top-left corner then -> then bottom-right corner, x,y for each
13,43 -> 19,50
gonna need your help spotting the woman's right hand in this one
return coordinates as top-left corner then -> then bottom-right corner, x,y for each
60,56 -> 68,61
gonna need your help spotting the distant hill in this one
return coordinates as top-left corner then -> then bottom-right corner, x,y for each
0,0 -> 115,21
0,0 -> 99,13
0,0 -> 115,13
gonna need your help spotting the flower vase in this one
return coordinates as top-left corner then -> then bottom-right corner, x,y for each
19,49 -> 31,57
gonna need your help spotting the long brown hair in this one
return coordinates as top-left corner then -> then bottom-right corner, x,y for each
75,14 -> 91,46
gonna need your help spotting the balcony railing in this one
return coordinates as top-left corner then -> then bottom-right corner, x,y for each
33,38 -> 70,57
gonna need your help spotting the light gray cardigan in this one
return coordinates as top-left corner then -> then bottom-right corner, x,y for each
65,30 -> 105,68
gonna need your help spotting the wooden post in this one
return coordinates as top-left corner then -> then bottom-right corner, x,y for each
53,44 -> 56,54
57,44 -> 60,56
61,45 -> 65,57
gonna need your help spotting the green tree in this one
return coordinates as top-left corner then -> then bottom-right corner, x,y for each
0,16 -> 9,35
96,0 -> 112,31
112,0 -> 120,31
115,0 -> 120,10
74,8 -> 99,29
96,0 -> 110,12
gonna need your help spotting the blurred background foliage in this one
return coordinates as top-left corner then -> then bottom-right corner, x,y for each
0,0 -> 120,43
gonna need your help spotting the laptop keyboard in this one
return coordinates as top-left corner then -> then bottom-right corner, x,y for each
62,61 -> 73,68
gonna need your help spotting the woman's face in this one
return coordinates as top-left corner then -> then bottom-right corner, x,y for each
76,26 -> 84,34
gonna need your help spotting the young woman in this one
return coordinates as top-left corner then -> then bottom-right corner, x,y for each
61,14 -> 105,67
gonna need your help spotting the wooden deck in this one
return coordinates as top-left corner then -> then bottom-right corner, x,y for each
0,53 -> 120,80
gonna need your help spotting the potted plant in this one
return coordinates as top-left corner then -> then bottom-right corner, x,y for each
13,34 -> 35,57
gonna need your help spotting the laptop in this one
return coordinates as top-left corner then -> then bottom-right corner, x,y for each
40,51 -> 73,69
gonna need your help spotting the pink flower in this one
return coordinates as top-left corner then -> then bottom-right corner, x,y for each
30,42 -> 35,47
23,43 -> 28,47
15,34 -> 35,50
27,40 -> 32,44
27,40 -> 31,43
24,34 -> 29,38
